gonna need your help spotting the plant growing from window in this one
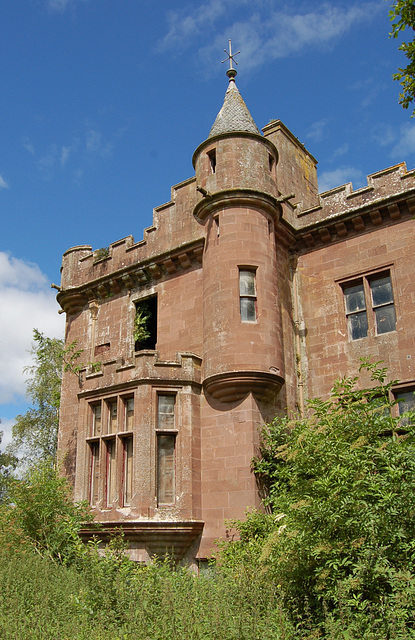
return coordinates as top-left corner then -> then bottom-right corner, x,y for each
134,303 -> 151,345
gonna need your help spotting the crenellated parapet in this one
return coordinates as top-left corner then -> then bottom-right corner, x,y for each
59,176 -> 202,293
287,163 -> 415,251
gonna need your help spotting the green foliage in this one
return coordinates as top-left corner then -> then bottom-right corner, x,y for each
0,462 -> 92,565
94,246 -> 110,261
133,302 -> 151,344
389,0 -> 415,115
0,431 -> 17,503
8,330 -> 83,467
243,359 -> 415,632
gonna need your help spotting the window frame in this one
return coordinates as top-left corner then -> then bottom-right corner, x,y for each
339,269 -> 396,341
239,267 -> 258,323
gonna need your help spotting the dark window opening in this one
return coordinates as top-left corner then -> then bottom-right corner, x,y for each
157,434 -> 175,505
207,149 -> 216,174
269,154 -> 274,172
134,296 -> 157,351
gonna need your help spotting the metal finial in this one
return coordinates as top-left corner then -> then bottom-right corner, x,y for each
222,39 -> 240,80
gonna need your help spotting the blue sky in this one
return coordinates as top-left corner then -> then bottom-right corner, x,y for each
1,0 -> 413,447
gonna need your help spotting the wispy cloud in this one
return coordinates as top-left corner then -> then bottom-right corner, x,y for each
0,252 -> 64,406
158,1 -> 382,72
85,129 -> 113,158
306,119 -> 327,143
0,174 -> 9,190
318,166 -> 365,193
390,123 -> 415,159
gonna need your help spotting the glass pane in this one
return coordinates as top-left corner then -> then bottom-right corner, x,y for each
396,390 -> 415,415
344,283 -> 365,313
371,276 -> 393,307
157,435 -> 175,504
348,311 -> 368,340
106,440 -> 117,506
92,404 -> 101,436
108,401 -> 117,434
375,305 -> 396,334
125,398 -> 134,431
240,297 -> 257,322
158,395 -> 175,429
123,437 -> 133,506
239,270 -> 256,296
90,442 -> 100,505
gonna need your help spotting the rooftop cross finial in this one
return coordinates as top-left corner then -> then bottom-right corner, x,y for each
222,39 -> 240,80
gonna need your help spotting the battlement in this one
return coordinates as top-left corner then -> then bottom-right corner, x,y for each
296,162 -> 415,229
60,176 -> 202,290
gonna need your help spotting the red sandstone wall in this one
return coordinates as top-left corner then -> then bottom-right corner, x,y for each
298,219 -> 415,400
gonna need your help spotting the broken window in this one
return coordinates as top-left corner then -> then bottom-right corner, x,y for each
207,148 -> 216,174
157,434 -> 175,505
342,271 -> 395,340
134,296 -> 157,351
239,269 -> 257,322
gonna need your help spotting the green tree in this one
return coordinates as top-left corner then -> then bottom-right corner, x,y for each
389,0 -> 415,115
223,361 -> 415,633
0,430 -> 17,502
0,462 -> 92,564
8,330 -> 82,468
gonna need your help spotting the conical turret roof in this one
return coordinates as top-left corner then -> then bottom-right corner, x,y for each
208,73 -> 260,138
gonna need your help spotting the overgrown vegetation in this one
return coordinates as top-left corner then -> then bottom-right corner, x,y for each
3,357 -> 415,638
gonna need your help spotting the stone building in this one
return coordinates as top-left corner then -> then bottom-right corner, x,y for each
57,65 -> 415,564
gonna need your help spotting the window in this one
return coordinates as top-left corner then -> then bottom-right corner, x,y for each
122,436 -> 133,506
157,434 -> 175,505
134,296 -> 157,351
87,395 -> 134,507
89,441 -> 100,506
92,403 -> 102,436
395,388 -> 415,425
124,397 -> 134,431
207,149 -> 216,174
342,271 -> 396,340
157,394 -> 175,430
239,269 -> 257,322
108,400 -> 117,434
105,439 -> 117,506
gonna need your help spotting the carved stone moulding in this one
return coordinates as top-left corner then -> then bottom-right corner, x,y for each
79,520 -> 204,562
203,370 -> 284,403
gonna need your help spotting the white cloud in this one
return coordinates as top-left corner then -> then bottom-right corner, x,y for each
22,138 -> 35,155
48,0 -> 75,13
331,143 -> 350,159
0,252 -> 64,406
307,119 -> 327,143
0,418 -> 15,450
390,123 -> 415,159
85,129 -> 113,158
318,166 -> 365,193
0,174 -> 8,190
158,1 -> 382,71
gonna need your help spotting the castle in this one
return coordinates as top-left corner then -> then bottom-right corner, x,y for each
57,62 -> 415,565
